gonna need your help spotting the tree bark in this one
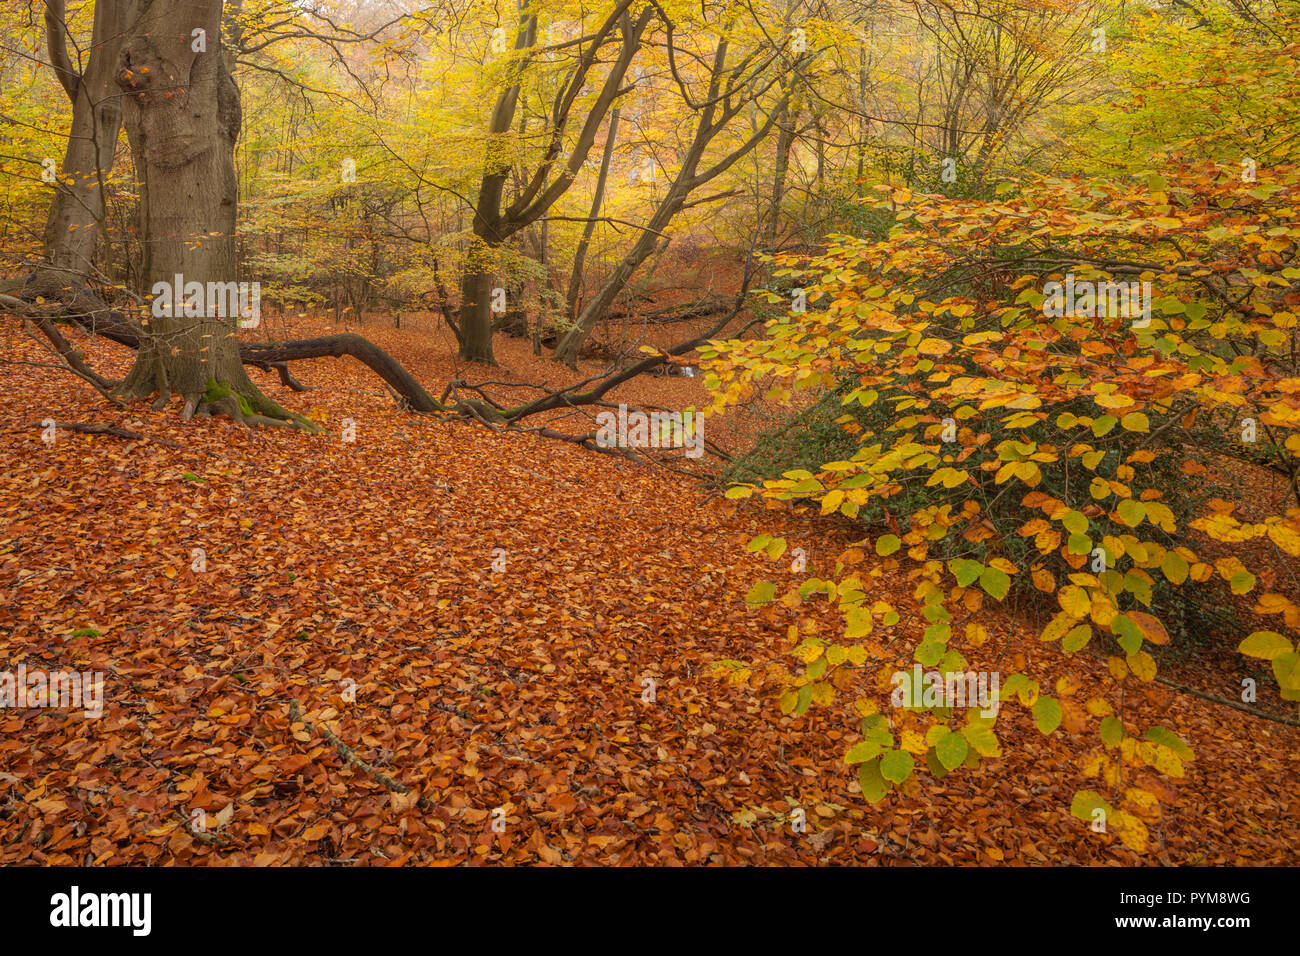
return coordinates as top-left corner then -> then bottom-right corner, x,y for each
457,1 -> 649,364
565,107 -> 620,320
28,0 -> 141,301
110,0 -> 307,427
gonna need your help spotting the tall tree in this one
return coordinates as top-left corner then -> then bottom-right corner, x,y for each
28,0 -> 141,301
456,0 -> 653,364
551,16 -> 809,366
110,0 -> 304,424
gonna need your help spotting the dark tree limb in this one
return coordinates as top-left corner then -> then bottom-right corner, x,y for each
30,420 -> 182,448
43,0 -> 82,101
239,334 -> 445,409
502,258 -> 758,421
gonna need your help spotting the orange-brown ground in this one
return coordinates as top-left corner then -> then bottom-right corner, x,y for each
1,314 -> 1296,865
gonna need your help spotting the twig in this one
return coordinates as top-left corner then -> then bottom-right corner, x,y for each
287,699 -> 415,795
29,420 -> 182,448
1155,676 -> 1299,728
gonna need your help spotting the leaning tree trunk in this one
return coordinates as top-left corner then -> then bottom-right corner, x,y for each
111,0 -> 307,426
28,0 -> 141,302
565,107 -> 620,320
551,194 -> 682,367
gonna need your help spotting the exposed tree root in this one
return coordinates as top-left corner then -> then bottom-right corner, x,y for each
1155,676 -> 1300,728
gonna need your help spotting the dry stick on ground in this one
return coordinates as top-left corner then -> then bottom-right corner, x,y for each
1155,676 -> 1300,728
28,420 -> 183,448
287,699 -> 420,798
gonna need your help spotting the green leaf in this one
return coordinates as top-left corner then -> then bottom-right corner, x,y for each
745,581 -> 777,606
1116,499 -> 1146,528
861,713 -> 894,749
858,758 -> 888,803
1099,715 -> 1124,747
915,641 -> 945,666
1063,624 -> 1092,653
1070,789 -> 1111,822
1271,651 -> 1300,691
879,749 -> 914,784
948,558 -> 984,587
1062,510 -> 1089,535
925,746 -> 950,779
794,684 -> 812,716
1112,614 -> 1143,655
1238,631 -> 1292,660
962,723 -> 1001,757
845,739 -> 886,765
1032,696 -> 1063,734
935,729 -> 969,770
1143,726 -> 1194,761
1092,416 -> 1117,437
875,534 -> 902,556
979,565 -> 1011,600
1161,550 -> 1189,584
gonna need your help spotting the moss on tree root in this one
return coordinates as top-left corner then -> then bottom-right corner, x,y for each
197,378 -> 320,431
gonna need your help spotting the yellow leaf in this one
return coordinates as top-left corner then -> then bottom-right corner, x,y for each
1127,650 -> 1157,681
1058,585 -> 1091,618
1120,412 -> 1149,432
1111,810 -> 1149,852
1085,697 -> 1113,717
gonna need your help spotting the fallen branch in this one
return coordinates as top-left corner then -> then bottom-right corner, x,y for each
288,699 -> 416,796
1155,676 -> 1300,728
30,420 -> 182,448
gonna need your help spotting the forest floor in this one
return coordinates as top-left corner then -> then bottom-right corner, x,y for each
1,311 -> 1297,865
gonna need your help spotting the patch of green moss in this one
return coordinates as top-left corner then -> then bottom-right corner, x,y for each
203,378 -> 254,417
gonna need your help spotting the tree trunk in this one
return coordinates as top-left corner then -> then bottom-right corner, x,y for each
550,33 -> 799,367
763,98 -> 796,249
456,7 -> 537,364
566,107 -> 620,319
28,0 -> 141,301
553,205 -> 676,367
111,0 -> 308,427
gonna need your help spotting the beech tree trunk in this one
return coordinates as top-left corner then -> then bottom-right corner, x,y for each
28,0 -> 141,302
457,1 -> 648,364
110,0 -> 305,426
